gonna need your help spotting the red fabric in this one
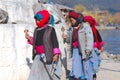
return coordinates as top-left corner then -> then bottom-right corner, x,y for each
72,41 -> 79,48
84,16 -> 101,49
68,11 -> 79,19
72,28 -> 79,42
28,36 -> 33,45
35,45 -> 45,54
35,10 -> 50,28
53,48 -> 61,55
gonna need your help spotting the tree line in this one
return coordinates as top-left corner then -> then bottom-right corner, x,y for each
74,4 -> 120,26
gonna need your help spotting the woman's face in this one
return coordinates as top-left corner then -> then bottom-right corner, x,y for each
70,18 -> 76,25
35,19 -> 41,26
35,19 -> 44,28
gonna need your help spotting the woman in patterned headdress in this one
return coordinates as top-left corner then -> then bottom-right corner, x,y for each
84,16 -> 105,80
62,11 -> 94,80
24,10 -> 62,80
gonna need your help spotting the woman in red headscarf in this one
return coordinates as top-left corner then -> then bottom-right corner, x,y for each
62,11 -> 94,80
24,10 -> 61,80
84,16 -> 105,80
84,16 -> 104,51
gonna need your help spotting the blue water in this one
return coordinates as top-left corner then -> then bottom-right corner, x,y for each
99,29 -> 120,54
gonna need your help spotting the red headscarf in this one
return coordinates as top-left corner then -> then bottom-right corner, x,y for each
84,16 -> 101,49
68,11 -> 79,19
35,10 -> 50,28
68,11 -> 84,27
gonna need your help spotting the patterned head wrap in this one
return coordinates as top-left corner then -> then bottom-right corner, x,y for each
34,10 -> 50,28
68,11 -> 84,27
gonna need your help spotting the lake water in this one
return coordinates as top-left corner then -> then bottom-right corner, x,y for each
99,29 -> 120,54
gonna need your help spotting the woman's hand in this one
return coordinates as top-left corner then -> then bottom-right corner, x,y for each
85,49 -> 91,56
62,32 -> 67,39
24,29 -> 30,40
24,29 -> 29,33
61,26 -> 65,32
53,54 -> 59,62
100,47 -> 104,52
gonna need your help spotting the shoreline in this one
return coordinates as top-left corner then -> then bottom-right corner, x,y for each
97,51 -> 120,80
97,26 -> 119,30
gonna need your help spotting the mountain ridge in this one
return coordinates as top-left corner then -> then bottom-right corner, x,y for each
50,0 -> 120,13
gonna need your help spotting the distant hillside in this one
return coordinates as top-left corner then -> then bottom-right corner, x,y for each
50,0 -> 120,13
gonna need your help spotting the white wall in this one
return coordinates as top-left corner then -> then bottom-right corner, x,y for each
0,1 -> 35,23
0,24 -> 35,80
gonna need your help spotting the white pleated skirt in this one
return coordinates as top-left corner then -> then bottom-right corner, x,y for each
28,55 -> 62,80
